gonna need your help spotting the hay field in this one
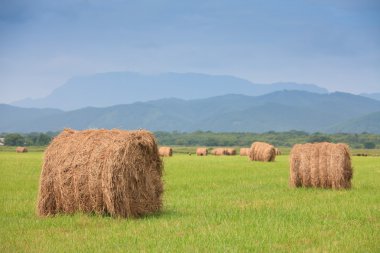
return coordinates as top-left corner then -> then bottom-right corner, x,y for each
0,152 -> 379,252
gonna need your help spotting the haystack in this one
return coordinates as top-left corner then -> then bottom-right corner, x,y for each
289,142 -> 352,189
196,148 -> 208,156
239,148 -> 250,156
37,128 -> 164,218
225,148 -> 236,155
16,147 -> 28,153
249,142 -> 276,162
275,148 -> 281,155
159,146 -> 172,157
211,148 -> 227,156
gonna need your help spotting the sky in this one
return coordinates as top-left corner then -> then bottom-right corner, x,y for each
0,0 -> 379,103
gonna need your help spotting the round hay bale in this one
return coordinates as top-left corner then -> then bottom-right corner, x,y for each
289,142 -> 352,189
196,148 -> 208,156
159,147 -> 172,157
239,148 -> 250,156
37,128 -> 163,218
249,142 -> 276,162
225,148 -> 236,156
275,148 -> 281,155
16,147 -> 28,153
211,148 -> 227,156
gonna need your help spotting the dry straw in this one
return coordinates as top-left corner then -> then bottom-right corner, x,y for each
196,148 -> 208,156
159,147 -> 172,157
225,148 -> 236,155
289,142 -> 352,189
249,142 -> 276,162
211,148 -> 226,156
16,147 -> 28,153
239,148 -> 250,156
275,148 -> 281,155
37,128 -> 164,218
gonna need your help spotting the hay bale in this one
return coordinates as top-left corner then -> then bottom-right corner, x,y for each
275,148 -> 281,155
159,147 -> 172,157
239,148 -> 250,156
196,148 -> 208,156
249,142 -> 276,162
211,148 -> 227,156
37,128 -> 163,218
16,147 -> 28,153
289,142 -> 352,189
225,148 -> 236,156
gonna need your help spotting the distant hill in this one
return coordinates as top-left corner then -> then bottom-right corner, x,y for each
3,91 -> 380,133
360,93 -> 380,101
11,72 -> 328,110
327,111 -> 380,134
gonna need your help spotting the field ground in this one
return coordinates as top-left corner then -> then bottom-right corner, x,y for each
0,152 -> 379,252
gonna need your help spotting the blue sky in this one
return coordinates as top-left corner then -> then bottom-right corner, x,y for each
0,0 -> 379,103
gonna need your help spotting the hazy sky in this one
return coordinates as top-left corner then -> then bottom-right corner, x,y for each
1,0 -> 379,103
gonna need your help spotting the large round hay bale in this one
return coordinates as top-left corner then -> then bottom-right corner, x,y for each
16,147 -> 28,153
196,148 -> 208,156
225,148 -> 236,156
239,148 -> 250,156
159,147 -> 172,157
249,142 -> 276,162
37,128 -> 163,218
275,148 -> 281,155
211,148 -> 226,156
289,142 -> 352,189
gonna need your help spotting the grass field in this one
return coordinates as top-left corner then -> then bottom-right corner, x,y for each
0,152 -> 379,252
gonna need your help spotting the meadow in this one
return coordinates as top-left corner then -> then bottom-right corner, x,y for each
0,151 -> 379,252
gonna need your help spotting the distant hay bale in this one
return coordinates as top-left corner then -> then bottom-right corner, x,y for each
289,142 -> 352,189
225,148 -> 236,155
211,148 -> 227,156
196,148 -> 208,156
37,128 -> 163,218
239,148 -> 250,156
16,147 -> 28,153
275,148 -> 281,155
159,147 -> 172,157
249,142 -> 276,162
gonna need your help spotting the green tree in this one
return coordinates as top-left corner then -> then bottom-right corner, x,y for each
363,142 -> 376,149
4,133 -> 25,146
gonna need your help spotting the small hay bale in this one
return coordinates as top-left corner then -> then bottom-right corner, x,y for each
225,148 -> 236,156
159,146 -> 172,157
249,142 -> 276,162
211,148 -> 227,156
289,142 -> 352,189
275,148 -> 281,155
196,148 -> 208,156
16,147 -> 28,153
37,128 -> 163,218
239,148 -> 250,156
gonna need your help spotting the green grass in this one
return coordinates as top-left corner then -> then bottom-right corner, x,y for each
0,152 -> 379,252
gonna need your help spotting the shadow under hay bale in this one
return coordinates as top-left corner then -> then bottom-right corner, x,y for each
239,148 -> 250,156
16,147 -> 28,153
159,147 -> 172,157
196,148 -> 208,156
289,142 -> 352,189
249,142 -> 276,162
37,128 -> 164,218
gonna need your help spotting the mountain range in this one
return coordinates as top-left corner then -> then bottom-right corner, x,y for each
12,72 -> 329,110
2,90 -> 380,133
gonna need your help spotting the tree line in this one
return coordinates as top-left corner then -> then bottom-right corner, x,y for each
1,130 -> 379,149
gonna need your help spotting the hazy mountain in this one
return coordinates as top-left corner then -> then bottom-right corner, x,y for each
12,72 -> 328,110
360,93 -> 380,101
327,111 -> 380,134
3,91 -> 380,133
